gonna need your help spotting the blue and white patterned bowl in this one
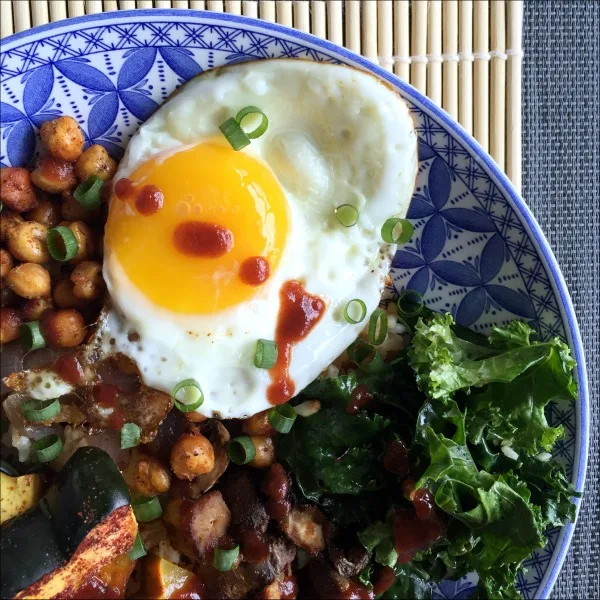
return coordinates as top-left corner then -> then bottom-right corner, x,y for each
0,10 -> 588,599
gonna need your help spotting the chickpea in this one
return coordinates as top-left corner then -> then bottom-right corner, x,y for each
24,194 -> 61,228
0,308 -> 21,344
31,157 -> 76,194
6,221 -> 50,264
61,221 -> 95,263
71,261 -> 104,300
74,144 -> 118,182
0,248 -> 13,278
248,436 -> 276,469
0,210 -> 23,242
40,309 -> 86,347
133,456 -> 171,496
0,167 -> 37,212
53,279 -> 86,309
185,411 -> 208,423
6,263 -> 51,299
242,408 -> 276,436
21,297 -> 54,321
170,433 -> 215,481
60,191 -> 100,223
40,116 -> 85,162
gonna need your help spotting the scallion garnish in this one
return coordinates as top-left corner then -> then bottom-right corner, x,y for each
348,339 -> 386,373
235,106 -> 269,139
128,532 -> 146,560
22,398 -> 60,423
381,218 -> 414,244
120,422 -> 141,449
268,404 -> 297,434
73,175 -> 103,209
172,378 -> 204,413
368,309 -> 388,345
396,290 -> 424,317
254,339 -> 278,369
343,299 -> 367,324
227,436 -> 256,465
132,496 -> 162,523
335,204 -> 359,227
20,320 -> 46,350
214,545 -> 240,572
32,434 -> 63,463
219,117 -> 251,151
47,226 -> 79,262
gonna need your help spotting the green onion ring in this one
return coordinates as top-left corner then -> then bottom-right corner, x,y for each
20,320 -> 46,350
343,299 -> 367,324
132,496 -> 162,523
254,339 -> 278,369
219,117 -> 251,151
235,106 -> 269,139
172,379 -> 204,413
396,290 -> 424,317
22,398 -> 60,423
368,309 -> 388,345
47,226 -> 79,262
227,436 -> 257,465
335,204 -> 359,227
381,218 -> 414,244
120,422 -> 141,449
214,545 -> 240,572
73,175 -> 103,209
268,404 -> 297,434
128,532 -> 146,560
33,434 -> 63,463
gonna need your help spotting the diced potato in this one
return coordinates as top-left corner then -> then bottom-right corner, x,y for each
143,555 -> 203,599
96,554 -> 135,595
0,472 -> 43,525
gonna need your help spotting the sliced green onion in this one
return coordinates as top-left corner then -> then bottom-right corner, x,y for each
228,436 -> 256,465
235,106 -> 268,139
120,422 -> 141,449
172,378 -> 204,413
268,404 -> 297,434
254,339 -> 278,369
128,532 -> 147,560
22,398 -> 60,423
219,117 -> 251,151
33,434 -> 63,463
214,545 -> 240,572
47,226 -> 79,262
343,299 -> 367,324
20,320 -> 46,350
368,309 -> 388,345
396,290 -> 424,317
132,496 -> 162,523
335,204 -> 359,227
73,175 -> 103,209
381,218 -> 414,244
348,340 -> 386,373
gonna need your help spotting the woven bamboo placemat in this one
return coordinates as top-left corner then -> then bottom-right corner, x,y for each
0,0 -> 523,188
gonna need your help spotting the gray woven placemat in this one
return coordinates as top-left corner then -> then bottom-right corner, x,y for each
523,1 -> 599,598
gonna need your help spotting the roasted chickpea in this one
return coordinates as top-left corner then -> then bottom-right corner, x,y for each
40,116 -> 85,162
60,191 -> 100,223
248,436 -> 276,469
60,220 -> 95,263
170,433 -> 215,481
133,456 -> 171,496
242,408 -> 276,436
31,157 -> 76,194
24,194 -> 61,228
0,248 -> 13,278
21,297 -> 54,321
6,221 -> 50,264
0,167 -> 37,212
6,263 -> 51,299
40,308 -> 86,347
53,279 -> 86,309
74,144 -> 118,182
0,210 -> 23,242
185,411 -> 208,423
70,261 -> 104,300
0,307 -> 21,344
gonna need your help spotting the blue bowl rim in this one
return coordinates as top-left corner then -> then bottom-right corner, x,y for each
2,9 -> 589,598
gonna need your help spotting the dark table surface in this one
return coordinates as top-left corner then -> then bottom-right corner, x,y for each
523,1 -> 599,598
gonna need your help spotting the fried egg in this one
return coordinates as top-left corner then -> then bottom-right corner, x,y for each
98,59 -> 417,418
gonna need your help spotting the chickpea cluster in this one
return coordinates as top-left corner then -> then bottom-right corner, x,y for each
0,116 -> 118,347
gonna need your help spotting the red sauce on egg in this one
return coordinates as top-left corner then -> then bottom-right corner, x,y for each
54,353 -> 84,385
267,280 -> 326,405
135,184 -> 164,216
239,256 -> 270,286
93,383 -> 125,430
173,221 -> 234,258
114,178 -> 134,199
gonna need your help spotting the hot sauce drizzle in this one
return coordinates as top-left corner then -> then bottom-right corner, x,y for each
54,353 -> 84,385
239,256 -> 270,286
173,221 -> 234,258
135,184 -> 164,216
93,383 -> 125,430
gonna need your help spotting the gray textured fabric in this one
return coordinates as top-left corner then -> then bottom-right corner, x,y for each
523,1 -> 599,598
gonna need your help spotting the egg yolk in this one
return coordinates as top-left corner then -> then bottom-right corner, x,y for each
105,141 -> 290,314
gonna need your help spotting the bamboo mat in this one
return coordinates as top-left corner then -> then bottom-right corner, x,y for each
0,0 -> 523,189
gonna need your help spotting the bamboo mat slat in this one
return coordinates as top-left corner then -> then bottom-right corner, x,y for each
0,0 -> 523,189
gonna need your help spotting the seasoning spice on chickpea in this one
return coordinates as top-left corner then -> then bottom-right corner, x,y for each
6,263 -> 51,299
40,308 -> 86,347
53,279 -> 86,309
6,221 -> 50,264
74,145 -> 118,182
170,433 -> 215,481
31,157 -> 77,194
40,116 -> 85,163
61,191 -> 100,223
0,248 -> 13,278
59,221 -> 95,263
133,456 -> 171,496
0,167 -> 38,212
0,210 -> 23,242
21,297 -> 54,322
242,408 -> 277,436
248,435 -> 276,469
71,261 -> 104,300
24,195 -> 62,228
0,307 -> 21,344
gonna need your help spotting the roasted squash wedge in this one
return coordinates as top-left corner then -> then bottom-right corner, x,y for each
143,555 -> 204,599
0,472 -> 43,525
